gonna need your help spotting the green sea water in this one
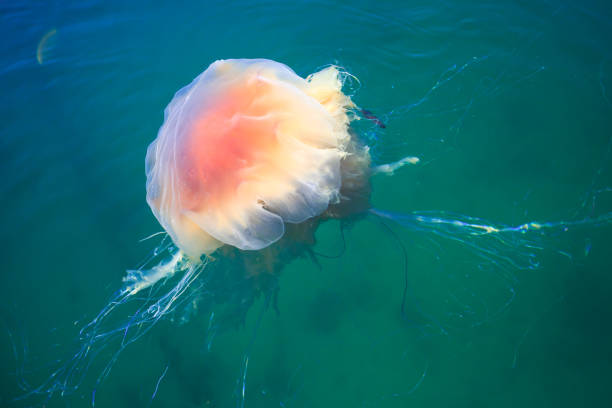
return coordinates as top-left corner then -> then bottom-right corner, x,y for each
1,0 -> 612,407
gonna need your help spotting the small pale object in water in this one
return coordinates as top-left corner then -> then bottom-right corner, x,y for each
36,28 -> 57,65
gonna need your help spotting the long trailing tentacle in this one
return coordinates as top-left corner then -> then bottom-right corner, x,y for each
368,207 -> 611,331
370,208 -> 612,271
18,244 -> 207,405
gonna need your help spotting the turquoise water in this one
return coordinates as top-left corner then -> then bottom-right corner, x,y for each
2,0 -> 612,407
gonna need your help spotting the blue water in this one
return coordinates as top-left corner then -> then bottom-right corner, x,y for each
1,1 -> 612,407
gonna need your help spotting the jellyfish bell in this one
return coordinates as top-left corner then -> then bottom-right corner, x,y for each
145,58 -> 372,263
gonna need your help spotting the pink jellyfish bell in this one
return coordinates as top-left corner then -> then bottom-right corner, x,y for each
145,59 -> 372,263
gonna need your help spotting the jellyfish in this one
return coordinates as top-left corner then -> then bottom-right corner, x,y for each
22,59 -> 377,404
122,59 -> 378,296
145,58 -> 371,264
25,58 -> 611,406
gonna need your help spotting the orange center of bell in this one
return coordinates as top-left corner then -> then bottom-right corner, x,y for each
178,82 -> 280,210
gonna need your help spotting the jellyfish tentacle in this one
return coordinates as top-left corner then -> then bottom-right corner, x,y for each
373,215 -> 448,336
368,207 -> 612,330
26,245 -> 206,403
123,249 -> 185,295
372,156 -> 420,176
370,207 -> 612,272
313,222 -> 347,259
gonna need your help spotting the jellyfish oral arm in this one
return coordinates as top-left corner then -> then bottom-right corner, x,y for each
373,156 -> 420,176
122,250 -> 185,296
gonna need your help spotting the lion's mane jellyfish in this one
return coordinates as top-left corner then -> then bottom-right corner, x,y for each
28,59 -> 382,403
29,59 -> 611,405
145,58 -> 370,265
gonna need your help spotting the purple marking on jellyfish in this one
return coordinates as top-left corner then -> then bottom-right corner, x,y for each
361,109 -> 386,128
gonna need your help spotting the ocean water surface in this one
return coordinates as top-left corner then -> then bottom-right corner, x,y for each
1,0 -> 612,407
